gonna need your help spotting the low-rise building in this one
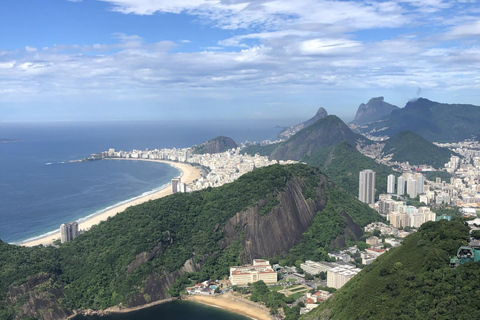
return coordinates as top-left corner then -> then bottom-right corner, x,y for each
229,259 -> 277,286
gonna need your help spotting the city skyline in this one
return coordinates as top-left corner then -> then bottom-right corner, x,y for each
1,0 -> 480,122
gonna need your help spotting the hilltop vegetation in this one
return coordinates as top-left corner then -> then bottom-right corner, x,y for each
382,131 -> 454,168
0,164 -> 382,320
269,116 -> 361,160
193,136 -> 237,154
244,116 -> 394,197
302,219 -> 480,320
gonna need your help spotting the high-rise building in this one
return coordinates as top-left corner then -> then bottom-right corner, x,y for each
171,177 -> 181,193
387,174 -> 396,194
397,176 -> 405,195
60,222 -> 78,243
415,173 -> 425,195
407,178 -> 418,198
359,170 -> 376,204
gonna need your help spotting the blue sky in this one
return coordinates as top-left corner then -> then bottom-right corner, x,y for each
1,0 -> 480,122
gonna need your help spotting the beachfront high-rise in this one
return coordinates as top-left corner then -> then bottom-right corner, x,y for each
171,177 -> 181,193
359,169 -> 376,204
60,222 -> 78,243
387,174 -> 396,194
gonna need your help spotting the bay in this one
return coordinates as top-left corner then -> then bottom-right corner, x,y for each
74,300 -> 251,320
0,119 -> 288,243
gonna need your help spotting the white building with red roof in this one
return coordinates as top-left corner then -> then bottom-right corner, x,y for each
229,259 -> 277,286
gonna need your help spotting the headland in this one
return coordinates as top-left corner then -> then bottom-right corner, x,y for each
21,160 -> 201,247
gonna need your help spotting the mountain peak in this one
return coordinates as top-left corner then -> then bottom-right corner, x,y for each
350,97 -> 399,125
279,107 -> 328,139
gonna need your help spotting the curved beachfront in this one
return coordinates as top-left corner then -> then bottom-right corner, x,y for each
21,160 -> 201,247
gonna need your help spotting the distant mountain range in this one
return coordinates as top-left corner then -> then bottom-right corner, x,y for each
244,115 -> 394,195
278,107 -> 328,139
356,98 -> 480,142
193,136 -> 237,154
350,97 -> 399,125
381,131 -> 454,168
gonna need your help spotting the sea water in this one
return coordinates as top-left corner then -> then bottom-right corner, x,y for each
0,119 -> 288,243
74,300 -> 250,320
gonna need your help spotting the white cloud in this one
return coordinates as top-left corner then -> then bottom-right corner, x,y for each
444,20 -> 480,39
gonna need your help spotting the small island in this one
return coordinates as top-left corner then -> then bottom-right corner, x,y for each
0,138 -> 21,143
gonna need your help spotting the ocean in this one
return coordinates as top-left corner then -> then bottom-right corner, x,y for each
0,119 -> 287,244
74,301 -> 250,320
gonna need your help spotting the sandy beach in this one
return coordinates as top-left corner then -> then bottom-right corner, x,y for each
187,293 -> 272,320
21,159 -> 201,247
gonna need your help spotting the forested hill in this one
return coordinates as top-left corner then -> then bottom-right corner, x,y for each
0,164 -> 382,320
302,219 -> 480,320
382,131 -> 454,168
193,136 -> 238,154
243,115 -> 362,161
243,115 -> 394,196
302,142 -> 395,195
358,98 -> 480,142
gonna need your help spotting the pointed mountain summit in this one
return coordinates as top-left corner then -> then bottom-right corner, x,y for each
193,136 -> 237,154
271,115 -> 360,160
279,107 -> 328,138
350,97 -> 399,125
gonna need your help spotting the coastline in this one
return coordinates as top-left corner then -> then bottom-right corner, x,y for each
21,159 -> 201,247
185,293 -> 272,320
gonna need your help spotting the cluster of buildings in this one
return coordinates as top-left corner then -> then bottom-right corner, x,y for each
102,147 -> 295,193
377,194 -> 437,228
229,259 -> 277,286
300,258 -> 362,290
186,280 -> 218,295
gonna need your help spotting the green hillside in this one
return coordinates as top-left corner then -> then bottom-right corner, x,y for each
243,116 -> 394,197
382,131 -> 454,168
303,142 -> 395,196
269,115 -> 360,160
302,219 -> 479,320
0,164 -> 383,320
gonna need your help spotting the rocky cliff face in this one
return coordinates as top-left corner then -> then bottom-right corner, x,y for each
279,107 -> 328,139
128,258 -> 201,307
8,275 -> 73,320
350,97 -> 399,125
223,176 -> 328,263
193,136 -> 238,154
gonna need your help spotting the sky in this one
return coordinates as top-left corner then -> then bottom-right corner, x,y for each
1,0 -> 480,122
